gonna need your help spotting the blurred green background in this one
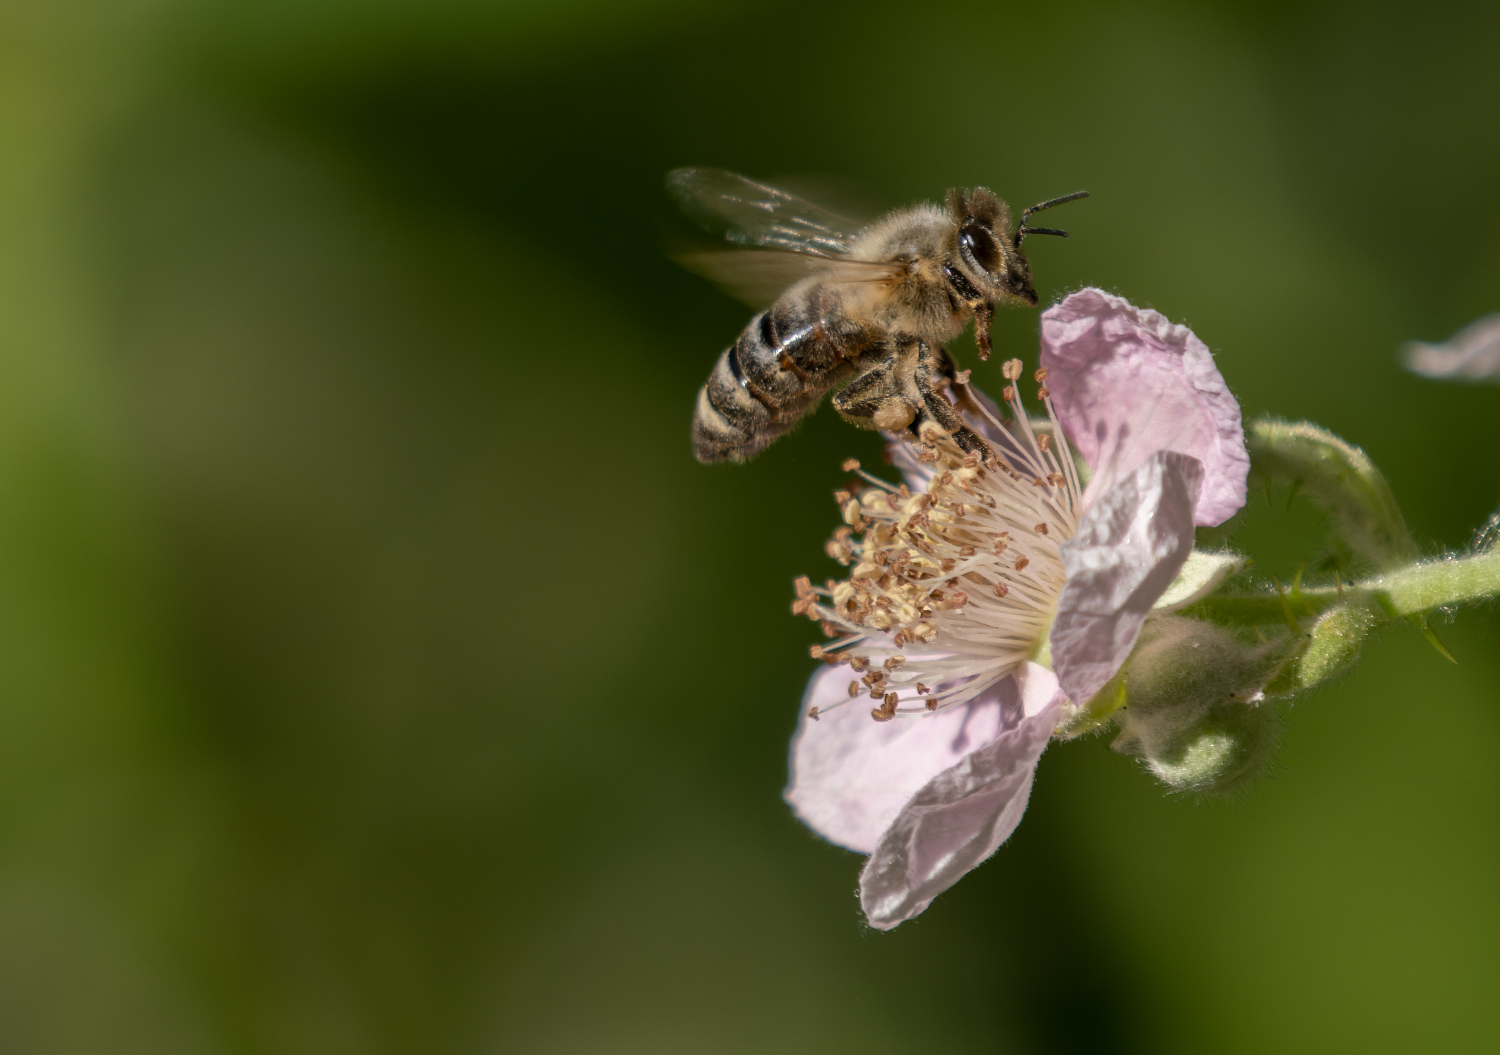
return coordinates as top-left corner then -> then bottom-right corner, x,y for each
1,0 -> 1498,1051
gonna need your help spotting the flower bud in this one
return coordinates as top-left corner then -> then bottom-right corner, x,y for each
1111,615 -> 1290,794
1295,601 -> 1378,688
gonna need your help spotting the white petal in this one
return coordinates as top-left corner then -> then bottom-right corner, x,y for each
1051,451 -> 1203,706
785,663 -> 1008,854
857,663 -> 1064,930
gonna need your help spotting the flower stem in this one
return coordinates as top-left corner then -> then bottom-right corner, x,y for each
1188,549 -> 1500,629
1374,549 -> 1500,617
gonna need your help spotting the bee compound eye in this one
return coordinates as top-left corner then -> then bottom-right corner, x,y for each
959,224 -> 1002,273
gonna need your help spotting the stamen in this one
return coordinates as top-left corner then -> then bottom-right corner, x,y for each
796,383 -> 1082,718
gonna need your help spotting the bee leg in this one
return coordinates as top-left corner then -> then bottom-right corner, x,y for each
914,343 -> 991,457
830,340 -> 921,434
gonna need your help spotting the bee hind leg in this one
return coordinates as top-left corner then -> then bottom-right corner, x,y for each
830,342 -> 920,433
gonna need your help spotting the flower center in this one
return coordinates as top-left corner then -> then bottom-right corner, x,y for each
794,360 -> 1082,722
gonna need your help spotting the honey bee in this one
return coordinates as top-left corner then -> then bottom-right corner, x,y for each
670,168 -> 1088,464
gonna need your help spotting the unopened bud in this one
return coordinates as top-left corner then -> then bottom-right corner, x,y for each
1111,615 -> 1292,794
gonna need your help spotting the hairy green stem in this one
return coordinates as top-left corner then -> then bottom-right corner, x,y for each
1188,549 -> 1500,629
1375,549 -> 1500,617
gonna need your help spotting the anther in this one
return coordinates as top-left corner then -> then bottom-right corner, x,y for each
1002,385 -> 1017,402
1047,472 -> 1064,486
884,655 -> 907,669
809,644 -> 825,660
916,682 -> 932,695
1002,359 -> 1023,381
849,655 -> 870,672
1037,385 -> 1051,399
1034,523 -> 1049,535
841,458 -> 860,472
872,693 -> 899,722
954,369 -> 972,385
833,490 -> 851,505
1037,433 -> 1051,453
994,582 -> 1009,598
925,698 -> 939,711
808,706 -> 821,721
1034,367 -> 1049,383
1015,556 -> 1030,571
847,681 -> 860,698
794,576 -> 814,598
959,545 -> 976,557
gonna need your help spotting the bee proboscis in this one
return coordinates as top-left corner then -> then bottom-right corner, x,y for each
670,168 -> 1087,463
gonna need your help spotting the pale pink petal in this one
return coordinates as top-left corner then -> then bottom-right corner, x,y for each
785,663 -> 1009,854
1403,313 -> 1500,382
1051,450 -> 1203,706
1041,288 -> 1248,526
858,663 -> 1065,930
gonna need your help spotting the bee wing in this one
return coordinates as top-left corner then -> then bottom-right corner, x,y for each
666,168 -> 863,258
677,249 -> 899,308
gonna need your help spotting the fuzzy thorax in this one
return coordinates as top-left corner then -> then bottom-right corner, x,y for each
793,360 -> 1082,722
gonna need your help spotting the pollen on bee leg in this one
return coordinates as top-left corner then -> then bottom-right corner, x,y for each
917,420 -> 951,445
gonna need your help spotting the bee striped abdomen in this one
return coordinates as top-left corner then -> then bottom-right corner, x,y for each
692,293 -> 855,463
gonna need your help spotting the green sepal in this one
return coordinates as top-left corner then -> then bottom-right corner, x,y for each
1296,602 -> 1379,686
1246,418 -> 1418,572
1054,675 -> 1126,740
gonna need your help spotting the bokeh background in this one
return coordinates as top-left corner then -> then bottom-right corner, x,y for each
2,0 -> 1498,1051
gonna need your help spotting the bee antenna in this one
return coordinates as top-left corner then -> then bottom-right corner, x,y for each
1016,190 -> 1090,245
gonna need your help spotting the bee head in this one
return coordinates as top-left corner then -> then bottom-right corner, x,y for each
946,187 -> 1037,308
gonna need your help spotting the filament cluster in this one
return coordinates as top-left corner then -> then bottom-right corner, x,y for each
794,361 -> 1082,722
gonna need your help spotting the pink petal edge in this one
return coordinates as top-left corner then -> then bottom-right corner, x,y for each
857,663 -> 1065,930
785,663 -> 1010,854
1040,288 -> 1248,527
1051,450 -> 1203,706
